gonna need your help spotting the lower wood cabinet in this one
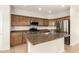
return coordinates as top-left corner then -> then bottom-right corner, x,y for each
10,31 -> 26,47
22,32 -> 27,43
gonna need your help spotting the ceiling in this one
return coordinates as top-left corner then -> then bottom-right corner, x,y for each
11,5 -> 70,15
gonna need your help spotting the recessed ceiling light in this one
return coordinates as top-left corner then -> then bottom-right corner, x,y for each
38,8 -> 42,11
48,10 -> 52,14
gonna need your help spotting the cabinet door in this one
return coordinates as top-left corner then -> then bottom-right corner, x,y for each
11,15 -> 19,26
43,19 -> 49,26
38,19 -> 44,25
25,17 -> 31,25
11,15 -> 30,26
31,18 -> 38,22
18,16 -> 30,25
22,32 -> 26,43
49,20 -> 56,26
10,32 -> 23,46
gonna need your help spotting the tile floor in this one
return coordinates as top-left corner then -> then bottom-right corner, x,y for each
64,44 -> 79,53
0,44 -> 27,53
1,43 -> 79,53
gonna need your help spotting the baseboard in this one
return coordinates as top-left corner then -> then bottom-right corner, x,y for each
0,47 -> 10,50
58,50 -> 64,53
70,41 -> 79,46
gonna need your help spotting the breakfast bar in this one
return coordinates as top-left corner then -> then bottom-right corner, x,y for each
25,31 -> 66,53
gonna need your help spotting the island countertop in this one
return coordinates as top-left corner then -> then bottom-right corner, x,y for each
25,31 -> 67,45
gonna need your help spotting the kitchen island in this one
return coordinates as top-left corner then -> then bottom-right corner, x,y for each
25,31 -> 66,53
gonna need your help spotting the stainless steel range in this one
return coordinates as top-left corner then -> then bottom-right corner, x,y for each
29,22 -> 38,31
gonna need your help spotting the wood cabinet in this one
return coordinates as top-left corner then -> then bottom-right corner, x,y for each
11,14 -> 31,26
30,18 -> 38,22
11,14 -> 50,26
49,20 -> 56,26
30,18 -> 44,25
30,17 -> 49,26
38,19 -> 44,25
10,31 -> 26,47
22,32 -> 27,43
11,14 -> 69,26
43,19 -> 49,26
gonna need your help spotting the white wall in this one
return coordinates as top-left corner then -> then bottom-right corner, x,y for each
0,5 -> 10,50
70,6 -> 79,46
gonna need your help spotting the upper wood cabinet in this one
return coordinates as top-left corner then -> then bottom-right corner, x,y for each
11,14 -> 31,26
49,20 -> 56,26
30,17 -> 44,25
30,18 -> 38,22
48,16 -> 70,26
43,19 -> 49,26
38,19 -> 44,25
11,14 -> 69,26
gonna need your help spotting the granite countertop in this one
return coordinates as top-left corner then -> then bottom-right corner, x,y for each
24,31 -> 66,45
